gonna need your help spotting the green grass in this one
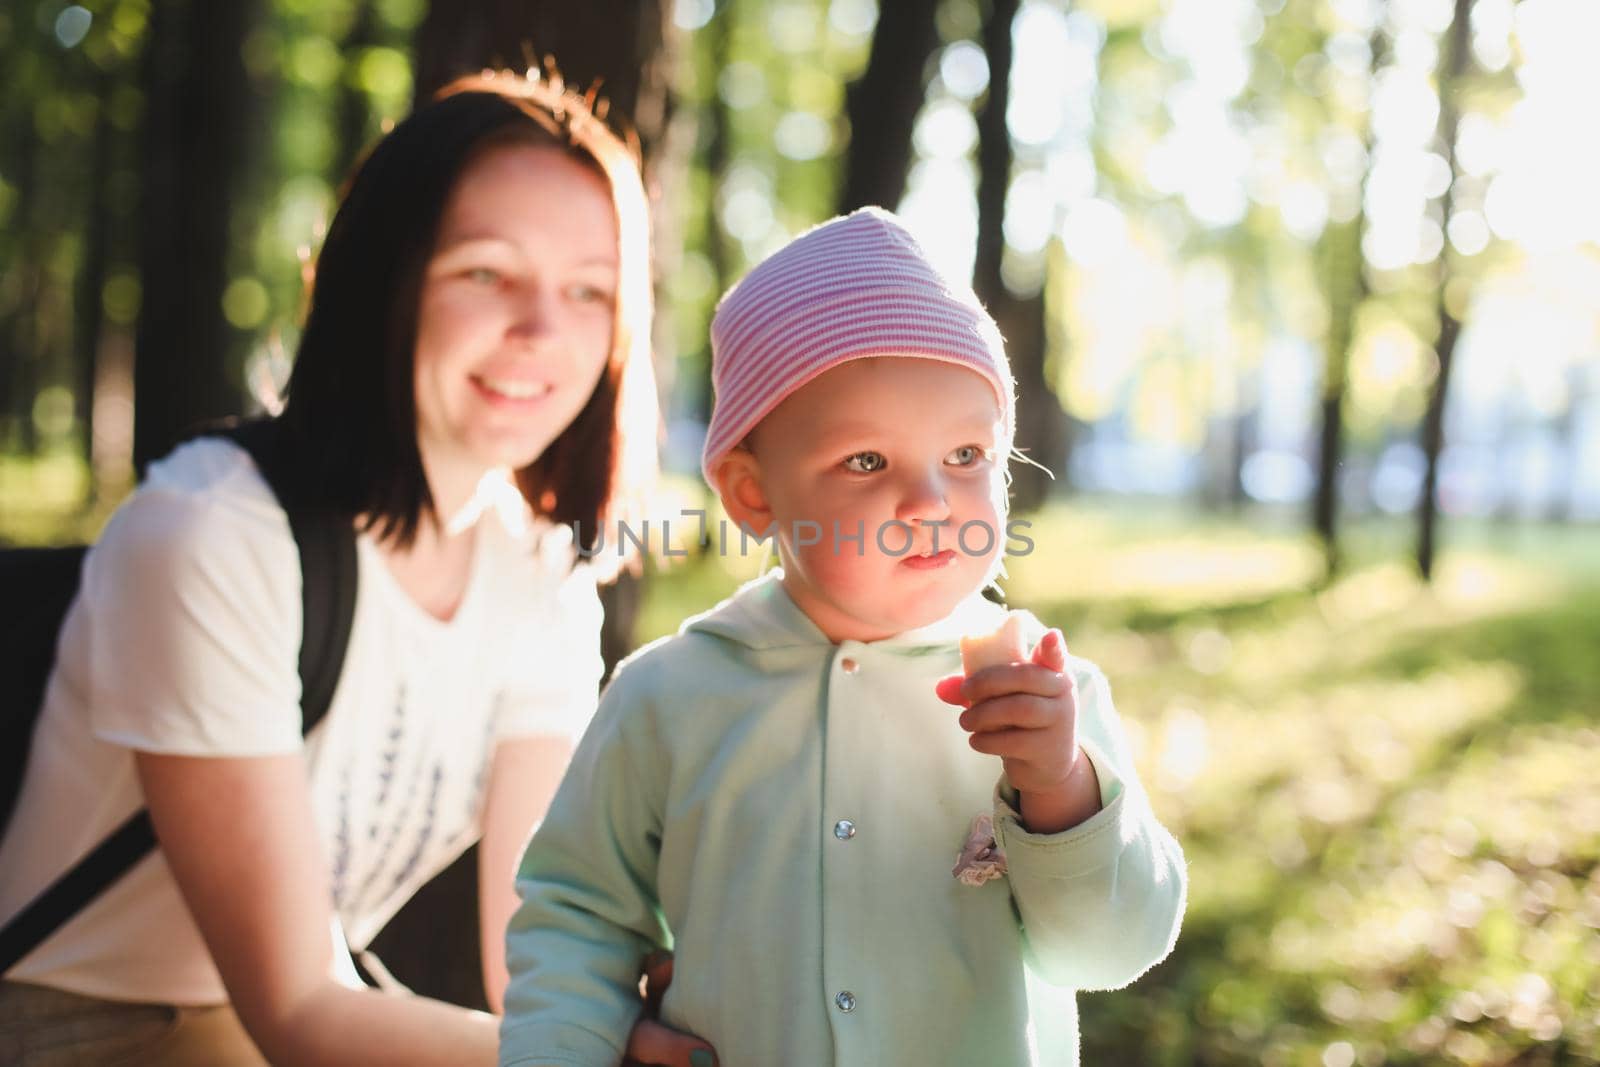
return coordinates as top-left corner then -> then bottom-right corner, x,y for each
0,448 -> 125,545
641,499 -> 1600,1067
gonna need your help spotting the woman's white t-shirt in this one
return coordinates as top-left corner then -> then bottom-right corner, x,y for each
0,438 -> 604,1005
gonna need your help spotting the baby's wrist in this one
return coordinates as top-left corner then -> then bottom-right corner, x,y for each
1017,749 -> 1101,834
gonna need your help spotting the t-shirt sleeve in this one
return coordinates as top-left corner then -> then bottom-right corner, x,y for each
81,471 -> 304,756
491,556 -> 605,744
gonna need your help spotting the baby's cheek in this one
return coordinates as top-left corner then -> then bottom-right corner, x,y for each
809,536 -> 873,587
787,529 -> 849,584
832,546 -> 900,611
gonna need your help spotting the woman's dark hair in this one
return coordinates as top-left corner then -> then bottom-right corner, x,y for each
279,71 -> 657,563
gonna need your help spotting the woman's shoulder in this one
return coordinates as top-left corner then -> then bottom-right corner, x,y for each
69,434 -> 308,760
92,435 -> 295,586
141,434 -> 279,506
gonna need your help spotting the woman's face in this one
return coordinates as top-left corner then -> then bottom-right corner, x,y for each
413,143 -> 618,503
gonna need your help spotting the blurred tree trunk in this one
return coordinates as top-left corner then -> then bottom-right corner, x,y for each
697,2 -> 734,429
2,114 -> 40,455
73,70 -> 115,487
973,0 -> 1060,511
132,0 -> 260,471
1417,0 -> 1473,582
1313,17 -> 1386,581
373,1 -> 679,1011
1552,365 -> 1583,522
411,0 -> 674,161
1229,409 -> 1253,510
1314,218 -> 1364,574
836,0 -> 941,212
333,0 -> 379,185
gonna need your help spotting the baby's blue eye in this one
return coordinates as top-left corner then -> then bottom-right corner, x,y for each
465,267 -> 501,285
947,445 -> 985,466
843,452 -> 886,473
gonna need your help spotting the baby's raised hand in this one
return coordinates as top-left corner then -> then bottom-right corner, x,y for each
937,625 -> 1101,834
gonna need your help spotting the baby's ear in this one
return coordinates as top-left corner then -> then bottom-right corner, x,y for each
711,447 -> 772,530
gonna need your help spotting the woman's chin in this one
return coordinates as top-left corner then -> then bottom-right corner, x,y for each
468,430 -> 556,473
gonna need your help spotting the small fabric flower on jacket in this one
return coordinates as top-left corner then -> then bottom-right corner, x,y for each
952,812 -> 1008,886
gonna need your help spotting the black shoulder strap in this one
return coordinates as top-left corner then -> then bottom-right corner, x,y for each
217,418 -> 359,737
0,418 -> 358,972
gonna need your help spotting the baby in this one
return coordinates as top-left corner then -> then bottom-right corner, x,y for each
499,208 -> 1186,1067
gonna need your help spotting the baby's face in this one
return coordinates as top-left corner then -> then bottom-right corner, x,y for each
744,357 -> 1007,643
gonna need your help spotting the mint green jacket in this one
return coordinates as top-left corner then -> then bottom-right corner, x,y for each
500,574 -> 1186,1067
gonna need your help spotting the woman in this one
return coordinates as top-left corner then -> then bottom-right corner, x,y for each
0,72 -> 708,1066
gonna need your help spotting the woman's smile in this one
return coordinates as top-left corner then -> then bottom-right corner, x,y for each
470,373 -> 555,404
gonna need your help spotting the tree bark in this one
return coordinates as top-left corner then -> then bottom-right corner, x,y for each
1417,0 -> 1473,582
972,0 -> 1061,511
132,0 -> 260,471
836,0 -> 942,212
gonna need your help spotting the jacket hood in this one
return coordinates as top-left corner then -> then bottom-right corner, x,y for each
683,570 -> 1015,653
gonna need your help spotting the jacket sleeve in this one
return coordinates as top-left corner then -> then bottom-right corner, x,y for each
992,662 -> 1188,991
498,665 -> 670,1067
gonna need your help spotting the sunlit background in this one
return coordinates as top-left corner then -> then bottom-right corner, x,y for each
2,1 -> 1598,1064
659,0 -> 1599,521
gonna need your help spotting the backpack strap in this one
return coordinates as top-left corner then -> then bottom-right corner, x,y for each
0,419 -> 358,972
217,418 -> 359,737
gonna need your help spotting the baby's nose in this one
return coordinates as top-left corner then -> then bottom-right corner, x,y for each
895,477 -> 951,524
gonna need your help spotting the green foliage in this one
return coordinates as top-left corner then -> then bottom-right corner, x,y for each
235,0 -> 418,414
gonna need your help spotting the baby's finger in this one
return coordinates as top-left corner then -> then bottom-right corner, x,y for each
957,694 -> 1057,734
965,726 -> 1043,760
934,673 -> 968,706
1029,628 -> 1068,672
960,663 -> 1071,705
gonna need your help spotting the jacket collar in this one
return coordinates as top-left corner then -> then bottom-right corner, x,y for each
683,570 -> 1009,653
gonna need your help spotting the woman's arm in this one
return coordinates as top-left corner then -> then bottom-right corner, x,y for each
137,750 -> 500,1067
478,734 -> 574,1013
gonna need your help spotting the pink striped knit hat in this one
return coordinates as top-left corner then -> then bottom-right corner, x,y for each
701,207 -> 1014,484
